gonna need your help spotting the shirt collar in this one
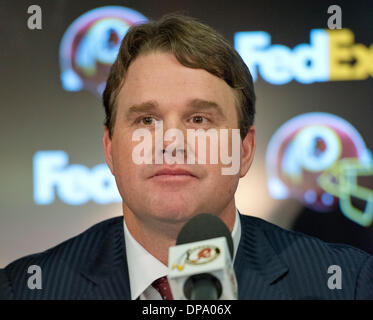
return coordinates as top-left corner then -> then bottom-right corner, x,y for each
123,208 -> 241,300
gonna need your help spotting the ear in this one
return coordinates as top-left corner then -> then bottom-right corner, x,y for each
103,126 -> 114,175
239,125 -> 256,178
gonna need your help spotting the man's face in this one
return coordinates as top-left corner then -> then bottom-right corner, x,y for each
103,51 -> 255,223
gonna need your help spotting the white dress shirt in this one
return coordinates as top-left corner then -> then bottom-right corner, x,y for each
123,209 -> 242,300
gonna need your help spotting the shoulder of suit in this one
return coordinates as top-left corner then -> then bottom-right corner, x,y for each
239,213 -> 372,264
3,216 -> 123,274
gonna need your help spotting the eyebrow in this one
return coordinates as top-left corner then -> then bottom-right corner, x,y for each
187,99 -> 226,119
126,101 -> 159,117
125,98 -> 226,118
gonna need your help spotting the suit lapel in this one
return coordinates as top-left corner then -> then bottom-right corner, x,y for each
75,213 -> 291,300
79,217 -> 132,300
234,212 -> 290,299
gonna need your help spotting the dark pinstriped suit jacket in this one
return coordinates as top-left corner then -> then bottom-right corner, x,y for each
1,213 -> 373,299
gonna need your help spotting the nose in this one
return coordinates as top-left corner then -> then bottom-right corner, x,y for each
162,115 -> 185,135
155,116 -> 187,164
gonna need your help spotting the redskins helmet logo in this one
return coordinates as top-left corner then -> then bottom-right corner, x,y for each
266,112 -> 373,226
59,6 -> 148,96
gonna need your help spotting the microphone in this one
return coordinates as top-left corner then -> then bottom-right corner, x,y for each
167,213 -> 238,300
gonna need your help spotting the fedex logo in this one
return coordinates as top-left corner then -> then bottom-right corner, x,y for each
33,151 -> 121,205
234,29 -> 373,85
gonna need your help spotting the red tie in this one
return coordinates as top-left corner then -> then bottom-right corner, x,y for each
152,276 -> 174,300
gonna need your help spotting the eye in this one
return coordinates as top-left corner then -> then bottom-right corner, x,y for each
191,116 -> 209,124
139,116 -> 156,125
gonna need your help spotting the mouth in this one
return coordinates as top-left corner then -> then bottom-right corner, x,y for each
149,167 -> 198,182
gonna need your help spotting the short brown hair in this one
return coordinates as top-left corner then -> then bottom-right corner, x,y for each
102,13 -> 255,139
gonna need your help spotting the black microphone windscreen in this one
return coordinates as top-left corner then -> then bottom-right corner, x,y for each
176,213 -> 234,259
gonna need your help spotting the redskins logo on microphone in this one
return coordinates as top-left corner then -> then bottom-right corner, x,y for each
172,245 -> 221,271
59,6 -> 148,97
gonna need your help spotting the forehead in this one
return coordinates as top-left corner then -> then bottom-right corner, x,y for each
117,51 -> 237,112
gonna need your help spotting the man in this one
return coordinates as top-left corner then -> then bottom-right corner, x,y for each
1,14 -> 372,300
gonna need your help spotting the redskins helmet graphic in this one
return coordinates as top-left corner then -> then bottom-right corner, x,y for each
59,6 -> 148,96
266,112 -> 373,226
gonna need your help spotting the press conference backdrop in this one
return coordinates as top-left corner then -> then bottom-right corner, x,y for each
1,0 -> 373,268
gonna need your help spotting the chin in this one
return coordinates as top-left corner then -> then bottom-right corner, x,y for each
147,205 -> 198,223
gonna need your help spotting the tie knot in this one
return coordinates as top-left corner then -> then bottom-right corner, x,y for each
152,276 -> 174,300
